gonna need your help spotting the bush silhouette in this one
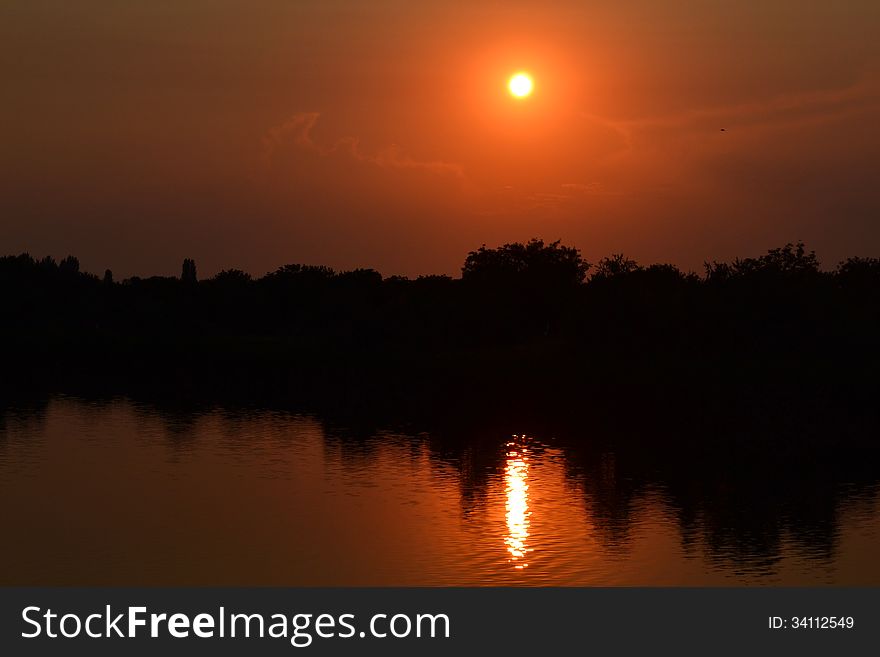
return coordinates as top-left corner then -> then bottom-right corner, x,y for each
462,239 -> 590,289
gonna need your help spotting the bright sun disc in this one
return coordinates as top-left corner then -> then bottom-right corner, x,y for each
508,73 -> 533,98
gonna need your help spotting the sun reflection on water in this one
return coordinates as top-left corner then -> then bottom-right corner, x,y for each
504,436 -> 532,568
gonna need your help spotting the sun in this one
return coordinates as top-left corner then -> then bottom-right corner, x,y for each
508,72 -> 534,99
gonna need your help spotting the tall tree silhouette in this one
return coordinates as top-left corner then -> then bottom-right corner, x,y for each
181,258 -> 198,285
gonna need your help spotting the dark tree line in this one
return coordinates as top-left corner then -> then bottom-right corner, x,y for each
1,239 -> 879,425
2,238 -> 878,348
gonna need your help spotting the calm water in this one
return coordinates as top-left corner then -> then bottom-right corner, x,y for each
1,396 -> 878,585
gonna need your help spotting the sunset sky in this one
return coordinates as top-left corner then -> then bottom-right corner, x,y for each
2,1 -> 879,278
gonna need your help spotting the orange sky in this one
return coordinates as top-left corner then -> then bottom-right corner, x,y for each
2,1 -> 879,277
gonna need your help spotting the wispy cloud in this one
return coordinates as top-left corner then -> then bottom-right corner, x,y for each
586,75 -> 880,148
261,112 -> 464,179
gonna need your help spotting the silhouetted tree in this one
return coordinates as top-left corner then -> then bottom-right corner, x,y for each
835,256 -> 880,290
591,253 -> 641,281
211,269 -> 252,285
740,241 -> 820,276
705,242 -> 820,283
703,260 -> 733,285
460,239 -> 590,340
462,239 -> 589,289
59,255 -> 80,275
181,258 -> 198,284
103,269 -> 114,285
335,268 -> 382,287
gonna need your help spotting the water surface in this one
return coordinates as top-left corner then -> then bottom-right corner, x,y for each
1,397 -> 878,585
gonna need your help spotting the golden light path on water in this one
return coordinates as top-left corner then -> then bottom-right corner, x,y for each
504,436 -> 532,568
1,401 -> 878,585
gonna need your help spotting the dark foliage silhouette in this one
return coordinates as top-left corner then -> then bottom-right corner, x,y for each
590,253 -> 640,281
181,257 -> 198,284
462,238 -> 589,288
1,239 -> 878,453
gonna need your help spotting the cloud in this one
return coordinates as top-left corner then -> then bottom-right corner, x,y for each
364,143 -> 464,178
546,73 -> 880,212
588,74 -> 880,148
261,112 -> 323,158
560,182 -> 625,196
261,112 -> 464,179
